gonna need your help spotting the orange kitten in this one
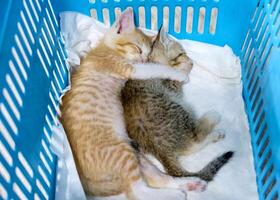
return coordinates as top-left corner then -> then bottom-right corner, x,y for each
60,9 -> 206,200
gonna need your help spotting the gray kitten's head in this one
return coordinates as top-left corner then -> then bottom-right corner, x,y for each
148,26 -> 193,74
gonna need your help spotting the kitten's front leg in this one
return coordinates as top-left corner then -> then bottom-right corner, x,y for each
130,63 -> 188,82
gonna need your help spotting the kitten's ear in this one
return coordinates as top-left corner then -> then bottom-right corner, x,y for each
158,25 -> 169,44
150,34 -> 157,42
154,25 -> 170,47
113,8 -> 135,34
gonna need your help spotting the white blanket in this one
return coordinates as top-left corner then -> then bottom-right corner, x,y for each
51,12 -> 258,200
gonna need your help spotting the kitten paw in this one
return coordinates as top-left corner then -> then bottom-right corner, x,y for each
211,130 -> 225,143
179,178 -> 207,193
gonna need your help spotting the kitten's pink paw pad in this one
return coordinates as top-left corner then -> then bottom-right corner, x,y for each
180,179 -> 207,192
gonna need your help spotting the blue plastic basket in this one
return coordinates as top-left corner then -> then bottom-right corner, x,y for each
0,0 -> 279,199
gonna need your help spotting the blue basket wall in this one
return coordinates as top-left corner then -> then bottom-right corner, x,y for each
0,0 -> 279,200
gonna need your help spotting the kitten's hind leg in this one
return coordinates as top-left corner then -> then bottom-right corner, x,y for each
139,154 -> 207,193
183,130 -> 225,157
197,111 -> 221,135
155,151 -> 193,177
184,111 -> 225,155
131,180 -> 188,200
196,111 -> 225,145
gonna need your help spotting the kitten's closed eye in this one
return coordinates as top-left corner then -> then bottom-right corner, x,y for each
170,53 -> 187,66
133,44 -> 142,54
171,53 -> 187,62
121,43 -> 143,54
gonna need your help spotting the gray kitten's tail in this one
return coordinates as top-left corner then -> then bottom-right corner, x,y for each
195,151 -> 234,182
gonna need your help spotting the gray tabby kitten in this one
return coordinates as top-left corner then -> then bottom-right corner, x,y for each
121,27 -> 234,182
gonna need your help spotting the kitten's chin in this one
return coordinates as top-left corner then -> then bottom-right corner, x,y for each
130,61 -> 141,65
129,59 -> 145,64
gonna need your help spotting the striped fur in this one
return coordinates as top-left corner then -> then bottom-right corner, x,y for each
122,26 -> 233,182
61,9 -> 206,199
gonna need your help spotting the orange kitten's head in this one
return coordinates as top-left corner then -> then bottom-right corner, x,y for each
148,26 -> 193,74
104,8 -> 152,63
